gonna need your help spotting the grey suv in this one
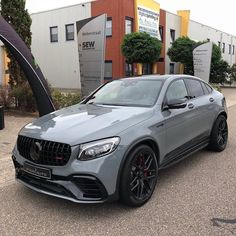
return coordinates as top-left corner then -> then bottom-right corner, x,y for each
12,75 -> 228,206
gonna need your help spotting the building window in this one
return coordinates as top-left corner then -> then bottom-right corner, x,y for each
104,60 -> 112,79
218,41 -> 221,48
65,24 -> 74,41
125,17 -> 133,34
125,63 -> 133,76
233,45 -> 235,55
229,44 -> 232,54
170,29 -> 175,43
169,63 -> 175,74
106,17 -> 112,37
222,42 -> 225,53
50,26 -> 58,42
142,63 -> 152,75
159,26 -> 164,43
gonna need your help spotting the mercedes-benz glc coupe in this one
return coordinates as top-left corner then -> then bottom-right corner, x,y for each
12,75 -> 228,206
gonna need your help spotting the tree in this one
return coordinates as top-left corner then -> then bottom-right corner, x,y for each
1,0 -> 34,111
230,64 -> 236,84
210,60 -> 230,84
121,32 -> 162,68
167,36 -> 197,74
168,36 -> 229,83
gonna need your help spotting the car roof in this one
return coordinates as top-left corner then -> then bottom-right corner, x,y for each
119,74 -> 204,82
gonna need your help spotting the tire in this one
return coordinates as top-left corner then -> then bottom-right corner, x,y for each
120,145 -> 158,207
208,115 -> 228,152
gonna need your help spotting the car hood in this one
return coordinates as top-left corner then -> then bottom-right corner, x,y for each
20,104 -> 154,145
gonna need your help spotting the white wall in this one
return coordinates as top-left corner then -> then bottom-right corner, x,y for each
189,20 -> 236,66
31,3 -> 91,89
165,11 -> 181,74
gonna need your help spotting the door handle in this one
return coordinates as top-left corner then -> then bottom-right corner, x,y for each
209,97 -> 214,102
188,103 -> 194,109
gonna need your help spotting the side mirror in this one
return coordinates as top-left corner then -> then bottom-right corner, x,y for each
163,98 -> 187,110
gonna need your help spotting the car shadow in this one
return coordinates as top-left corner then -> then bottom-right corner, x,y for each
157,148 -> 213,184
211,218 -> 236,235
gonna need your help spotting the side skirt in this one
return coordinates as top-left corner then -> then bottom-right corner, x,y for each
159,137 -> 209,170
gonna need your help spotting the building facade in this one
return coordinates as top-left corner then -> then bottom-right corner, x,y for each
1,0 -> 236,88
30,3 -> 91,89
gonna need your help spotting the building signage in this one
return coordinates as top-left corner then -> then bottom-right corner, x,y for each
76,14 -> 106,97
137,6 -> 160,39
135,0 -> 161,40
193,42 -> 213,82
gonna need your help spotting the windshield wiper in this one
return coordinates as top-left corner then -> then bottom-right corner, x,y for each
85,95 -> 96,104
95,103 -> 138,107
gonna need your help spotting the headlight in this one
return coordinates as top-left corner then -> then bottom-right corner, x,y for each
78,137 -> 120,161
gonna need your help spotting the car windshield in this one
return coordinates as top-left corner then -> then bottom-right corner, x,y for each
85,79 -> 163,107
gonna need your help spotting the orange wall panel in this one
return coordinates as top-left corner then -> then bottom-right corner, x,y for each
92,0 -> 135,79
157,9 -> 166,75
92,1 -> 166,77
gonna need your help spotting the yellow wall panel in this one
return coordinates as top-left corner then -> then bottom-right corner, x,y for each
177,10 -> 190,37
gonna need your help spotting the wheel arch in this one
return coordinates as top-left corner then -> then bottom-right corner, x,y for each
219,111 -> 227,120
113,137 -> 160,201
210,111 -> 228,135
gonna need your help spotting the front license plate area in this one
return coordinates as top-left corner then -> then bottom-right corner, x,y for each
23,162 -> 51,179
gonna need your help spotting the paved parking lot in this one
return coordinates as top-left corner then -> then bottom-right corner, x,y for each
0,88 -> 236,236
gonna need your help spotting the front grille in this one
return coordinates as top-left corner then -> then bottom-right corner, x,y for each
74,177 -> 107,200
17,135 -> 71,166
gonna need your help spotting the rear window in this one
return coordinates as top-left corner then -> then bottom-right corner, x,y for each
184,79 -> 204,98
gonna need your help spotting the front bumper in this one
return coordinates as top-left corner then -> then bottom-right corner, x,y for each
12,142 -> 126,203
13,157 -> 108,203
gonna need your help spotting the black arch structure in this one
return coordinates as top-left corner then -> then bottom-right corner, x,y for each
0,16 -> 55,117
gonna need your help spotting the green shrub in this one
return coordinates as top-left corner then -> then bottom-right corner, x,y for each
10,82 -> 37,112
0,85 -> 14,108
52,90 -> 81,109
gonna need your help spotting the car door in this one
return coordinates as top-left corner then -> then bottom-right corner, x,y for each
184,78 -> 215,137
162,79 -> 202,164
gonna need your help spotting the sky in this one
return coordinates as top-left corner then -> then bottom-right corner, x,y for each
25,0 -> 236,36
157,0 -> 235,35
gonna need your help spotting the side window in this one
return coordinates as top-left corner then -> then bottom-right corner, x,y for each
166,79 -> 188,102
201,82 -> 209,95
205,84 -> 213,93
184,79 -> 204,98
201,82 -> 213,95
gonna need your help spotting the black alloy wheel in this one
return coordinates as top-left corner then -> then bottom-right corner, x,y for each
120,145 -> 158,207
217,118 -> 228,148
209,115 -> 228,152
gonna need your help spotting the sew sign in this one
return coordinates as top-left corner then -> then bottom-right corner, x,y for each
82,41 -> 95,50
77,14 -> 106,97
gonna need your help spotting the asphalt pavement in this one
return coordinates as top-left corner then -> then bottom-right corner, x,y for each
0,88 -> 236,236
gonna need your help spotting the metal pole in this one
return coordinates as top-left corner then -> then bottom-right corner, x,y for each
0,106 -> 5,130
